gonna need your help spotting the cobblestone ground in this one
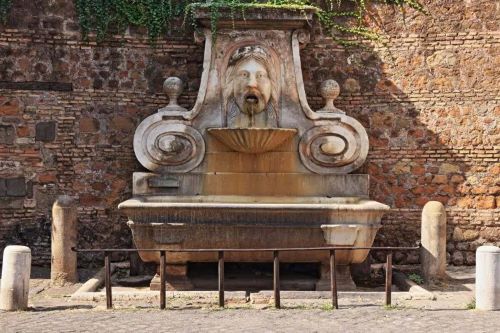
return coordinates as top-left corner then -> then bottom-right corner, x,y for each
1,266 -> 495,333
2,307 -> 500,333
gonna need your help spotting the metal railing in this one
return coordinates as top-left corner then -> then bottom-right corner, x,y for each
72,246 -> 419,310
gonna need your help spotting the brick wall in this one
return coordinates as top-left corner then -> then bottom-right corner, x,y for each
0,0 -> 498,265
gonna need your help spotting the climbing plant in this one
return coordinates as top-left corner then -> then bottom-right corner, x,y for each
1,1 -> 424,44
0,0 -> 12,24
185,0 -> 424,44
74,0 -> 192,42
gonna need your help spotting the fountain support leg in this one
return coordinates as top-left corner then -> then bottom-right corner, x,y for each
315,263 -> 356,291
150,264 -> 193,291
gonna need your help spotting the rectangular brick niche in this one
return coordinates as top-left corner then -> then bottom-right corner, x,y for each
35,121 -> 56,142
0,177 -> 27,197
0,124 -> 15,144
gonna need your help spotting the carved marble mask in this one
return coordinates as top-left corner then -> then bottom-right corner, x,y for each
232,58 -> 272,115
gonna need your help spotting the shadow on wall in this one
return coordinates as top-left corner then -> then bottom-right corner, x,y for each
301,27 -> 497,265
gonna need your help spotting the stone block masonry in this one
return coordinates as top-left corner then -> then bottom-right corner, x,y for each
0,0 -> 498,265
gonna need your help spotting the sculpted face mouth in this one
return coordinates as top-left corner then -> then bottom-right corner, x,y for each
244,93 -> 259,105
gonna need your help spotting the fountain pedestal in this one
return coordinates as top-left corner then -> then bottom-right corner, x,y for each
316,265 -> 356,291
119,7 -> 389,290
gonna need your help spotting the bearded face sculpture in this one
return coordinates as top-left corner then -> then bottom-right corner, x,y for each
232,58 -> 272,116
223,46 -> 279,128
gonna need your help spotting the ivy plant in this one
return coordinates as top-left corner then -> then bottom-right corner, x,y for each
0,0 -> 12,24
1,1 -> 424,45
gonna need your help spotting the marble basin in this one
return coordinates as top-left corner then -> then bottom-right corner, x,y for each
208,128 -> 297,154
118,195 -> 389,265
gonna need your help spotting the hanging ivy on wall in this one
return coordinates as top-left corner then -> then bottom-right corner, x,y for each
74,0 -> 192,42
0,0 -> 12,24
185,0 -> 424,44
1,0 -> 424,44
74,0 -> 423,44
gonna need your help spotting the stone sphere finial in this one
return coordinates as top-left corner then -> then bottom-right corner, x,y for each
320,79 -> 340,101
317,79 -> 344,114
163,77 -> 183,108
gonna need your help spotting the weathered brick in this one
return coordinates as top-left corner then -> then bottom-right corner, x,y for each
480,227 -> 500,241
451,251 -> 464,265
0,97 -> 21,115
450,174 -> 465,183
16,126 -> 30,137
453,228 -> 479,241
432,175 -> 448,184
439,163 -> 460,174
79,117 -> 99,133
476,196 -> 496,209
110,116 -> 135,132
38,172 -> 57,183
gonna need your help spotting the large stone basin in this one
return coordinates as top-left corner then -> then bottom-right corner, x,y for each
118,195 -> 389,265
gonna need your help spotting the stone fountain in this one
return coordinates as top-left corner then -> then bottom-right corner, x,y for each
118,8 -> 389,290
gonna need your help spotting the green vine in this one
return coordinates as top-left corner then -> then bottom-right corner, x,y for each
0,0 -> 12,24
75,0 -> 190,43
183,1 -> 321,43
1,1 -> 424,45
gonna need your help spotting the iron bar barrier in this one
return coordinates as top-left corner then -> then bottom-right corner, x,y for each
385,252 -> 393,306
72,246 -> 419,310
330,250 -> 338,309
218,251 -> 224,307
273,250 -> 280,309
104,252 -> 112,309
160,250 -> 166,309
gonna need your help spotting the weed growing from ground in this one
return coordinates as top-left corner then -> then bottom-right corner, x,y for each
321,303 -> 334,311
466,299 -> 475,310
408,273 -> 424,285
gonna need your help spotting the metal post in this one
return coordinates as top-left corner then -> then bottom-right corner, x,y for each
385,252 -> 393,306
160,250 -> 166,309
330,250 -> 338,309
104,252 -> 112,309
218,251 -> 224,307
274,250 -> 280,309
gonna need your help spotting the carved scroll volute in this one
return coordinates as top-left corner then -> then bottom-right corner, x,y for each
134,76 -> 205,173
299,116 -> 369,174
134,117 -> 205,173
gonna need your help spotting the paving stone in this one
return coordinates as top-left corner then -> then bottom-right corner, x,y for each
1,307 -> 499,333
0,1 -> 498,269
